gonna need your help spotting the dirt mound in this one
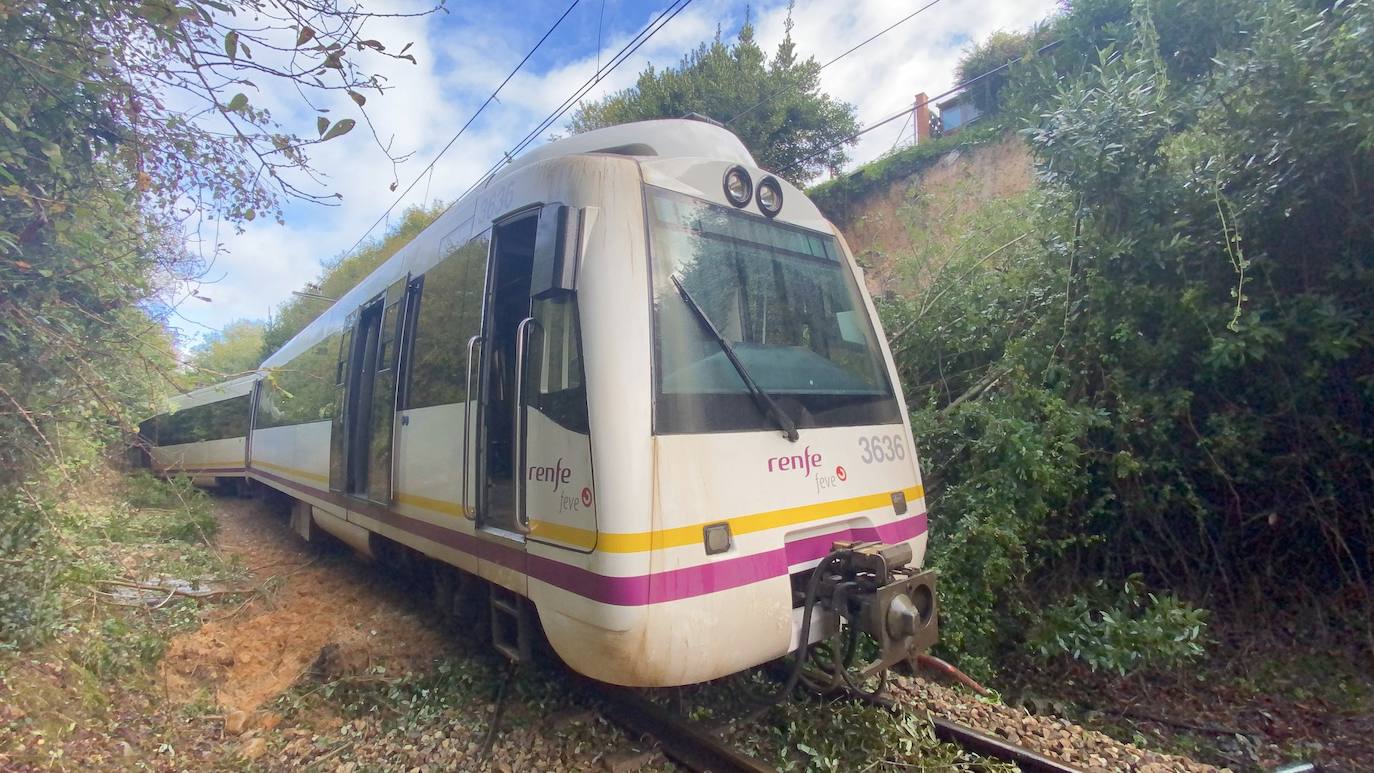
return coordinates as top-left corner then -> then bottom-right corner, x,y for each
160,498 -> 450,727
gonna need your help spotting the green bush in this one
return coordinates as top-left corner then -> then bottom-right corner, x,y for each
1028,578 -> 1209,676
880,0 -> 1374,677
0,489 -> 64,648
123,472 -> 217,544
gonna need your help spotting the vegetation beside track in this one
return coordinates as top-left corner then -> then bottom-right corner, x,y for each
846,0 -> 1374,688
802,0 -> 1374,768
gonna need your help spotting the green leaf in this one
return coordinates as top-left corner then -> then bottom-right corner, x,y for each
316,116 -> 329,137
224,30 -> 238,61
0,111 -> 17,134
136,0 -> 178,25
41,143 -> 61,162
321,118 -> 355,142
227,93 -> 248,112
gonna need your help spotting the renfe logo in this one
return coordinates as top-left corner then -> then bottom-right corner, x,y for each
768,447 -> 824,477
528,457 -> 573,491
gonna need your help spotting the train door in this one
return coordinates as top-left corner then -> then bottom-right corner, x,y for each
331,277 -> 409,503
521,208 -> 597,552
474,203 -> 594,548
475,213 -> 538,537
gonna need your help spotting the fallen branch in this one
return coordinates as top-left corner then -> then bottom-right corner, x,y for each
938,366 -> 1010,417
914,654 -> 993,696
96,578 -> 253,599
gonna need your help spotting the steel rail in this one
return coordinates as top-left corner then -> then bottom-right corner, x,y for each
589,682 -> 777,773
931,717 -> 1085,773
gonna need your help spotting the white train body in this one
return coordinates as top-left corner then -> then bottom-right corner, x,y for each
142,374 -> 255,487
144,120 -> 933,687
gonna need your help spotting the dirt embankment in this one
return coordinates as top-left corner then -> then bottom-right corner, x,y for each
832,135 -> 1035,296
159,498 -> 449,731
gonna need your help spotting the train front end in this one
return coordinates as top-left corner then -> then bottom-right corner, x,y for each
542,123 -> 936,686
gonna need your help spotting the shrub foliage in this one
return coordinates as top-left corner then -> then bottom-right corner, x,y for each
882,0 -> 1374,675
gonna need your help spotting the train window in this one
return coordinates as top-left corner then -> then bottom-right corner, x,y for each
211,395 -> 251,438
405,232 -> 490,410
528,294 -> 588,434
153,393 -> 251,445
646,186 -> 901,434
255,334 -> 342,428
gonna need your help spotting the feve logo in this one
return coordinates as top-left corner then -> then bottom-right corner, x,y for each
767,446 -> 824,477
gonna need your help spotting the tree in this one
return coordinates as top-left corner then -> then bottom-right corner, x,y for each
1,0 -> 437,643
569,16 -> 858,185
953,28 -> 1048,114
187,320 -> 267,385
0,0 -> 436,484
261,202 -> 445,357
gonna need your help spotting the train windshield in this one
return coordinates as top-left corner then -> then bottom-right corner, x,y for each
647,185 -> 901,434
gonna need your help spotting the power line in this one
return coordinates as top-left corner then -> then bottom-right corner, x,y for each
458,0 -> 696,201
339,0 -> 582,258
778,39 -> 1063,177
725,0 -> 949,126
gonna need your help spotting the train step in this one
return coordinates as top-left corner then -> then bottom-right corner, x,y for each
490,585 -> 532,662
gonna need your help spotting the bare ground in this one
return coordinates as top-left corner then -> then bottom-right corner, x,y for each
158,497 -> 449,730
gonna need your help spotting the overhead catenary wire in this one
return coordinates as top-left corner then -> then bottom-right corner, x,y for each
724,0 -> 949,126
338,0 -> 582,259
457,0 -> 696,201
776,38 -> 1064,177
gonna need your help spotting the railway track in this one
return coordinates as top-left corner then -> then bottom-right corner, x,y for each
580,672 -> 1085,773
588,680 -> 777,773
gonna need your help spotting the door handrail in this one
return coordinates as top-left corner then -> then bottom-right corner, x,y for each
462,334 -> 482,521
512,316 -> 537,534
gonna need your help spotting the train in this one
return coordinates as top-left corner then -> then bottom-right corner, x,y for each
139,118 -> 938,688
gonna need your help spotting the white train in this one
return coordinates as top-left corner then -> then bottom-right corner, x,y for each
143,119 -> 938,687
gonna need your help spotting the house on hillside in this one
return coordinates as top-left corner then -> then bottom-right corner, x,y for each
935,92 -> 982,135
912,90 -> 984,145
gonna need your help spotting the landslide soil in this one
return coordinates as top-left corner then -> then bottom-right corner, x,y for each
158,497 -> 447,725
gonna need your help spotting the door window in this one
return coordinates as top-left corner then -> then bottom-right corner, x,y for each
405,233 -> 490,409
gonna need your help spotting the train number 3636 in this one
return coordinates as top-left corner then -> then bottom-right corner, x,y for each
859,434 -> 906,463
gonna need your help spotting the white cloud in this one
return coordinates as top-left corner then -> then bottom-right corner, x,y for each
173,0 -> 1058,343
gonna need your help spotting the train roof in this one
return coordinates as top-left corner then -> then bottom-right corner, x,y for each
495,118 -> 757,179
165,372 -> 258,412
261,119 -> 778,371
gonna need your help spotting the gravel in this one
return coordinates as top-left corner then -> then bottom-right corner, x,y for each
892,673 -> 1225,772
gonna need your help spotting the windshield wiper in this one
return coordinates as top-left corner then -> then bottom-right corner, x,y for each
670,273 -> 800,442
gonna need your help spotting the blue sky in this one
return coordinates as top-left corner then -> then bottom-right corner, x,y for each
174,0 -> 1059,346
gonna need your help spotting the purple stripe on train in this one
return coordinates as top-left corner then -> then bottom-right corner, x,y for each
248,467 -> 928,607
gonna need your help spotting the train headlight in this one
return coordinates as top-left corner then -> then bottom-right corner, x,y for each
703,522 -> 733,555
723,166 -> 752,208
756,176 -> 783,217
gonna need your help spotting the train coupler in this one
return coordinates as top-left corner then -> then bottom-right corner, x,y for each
820,541 -> 938,677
